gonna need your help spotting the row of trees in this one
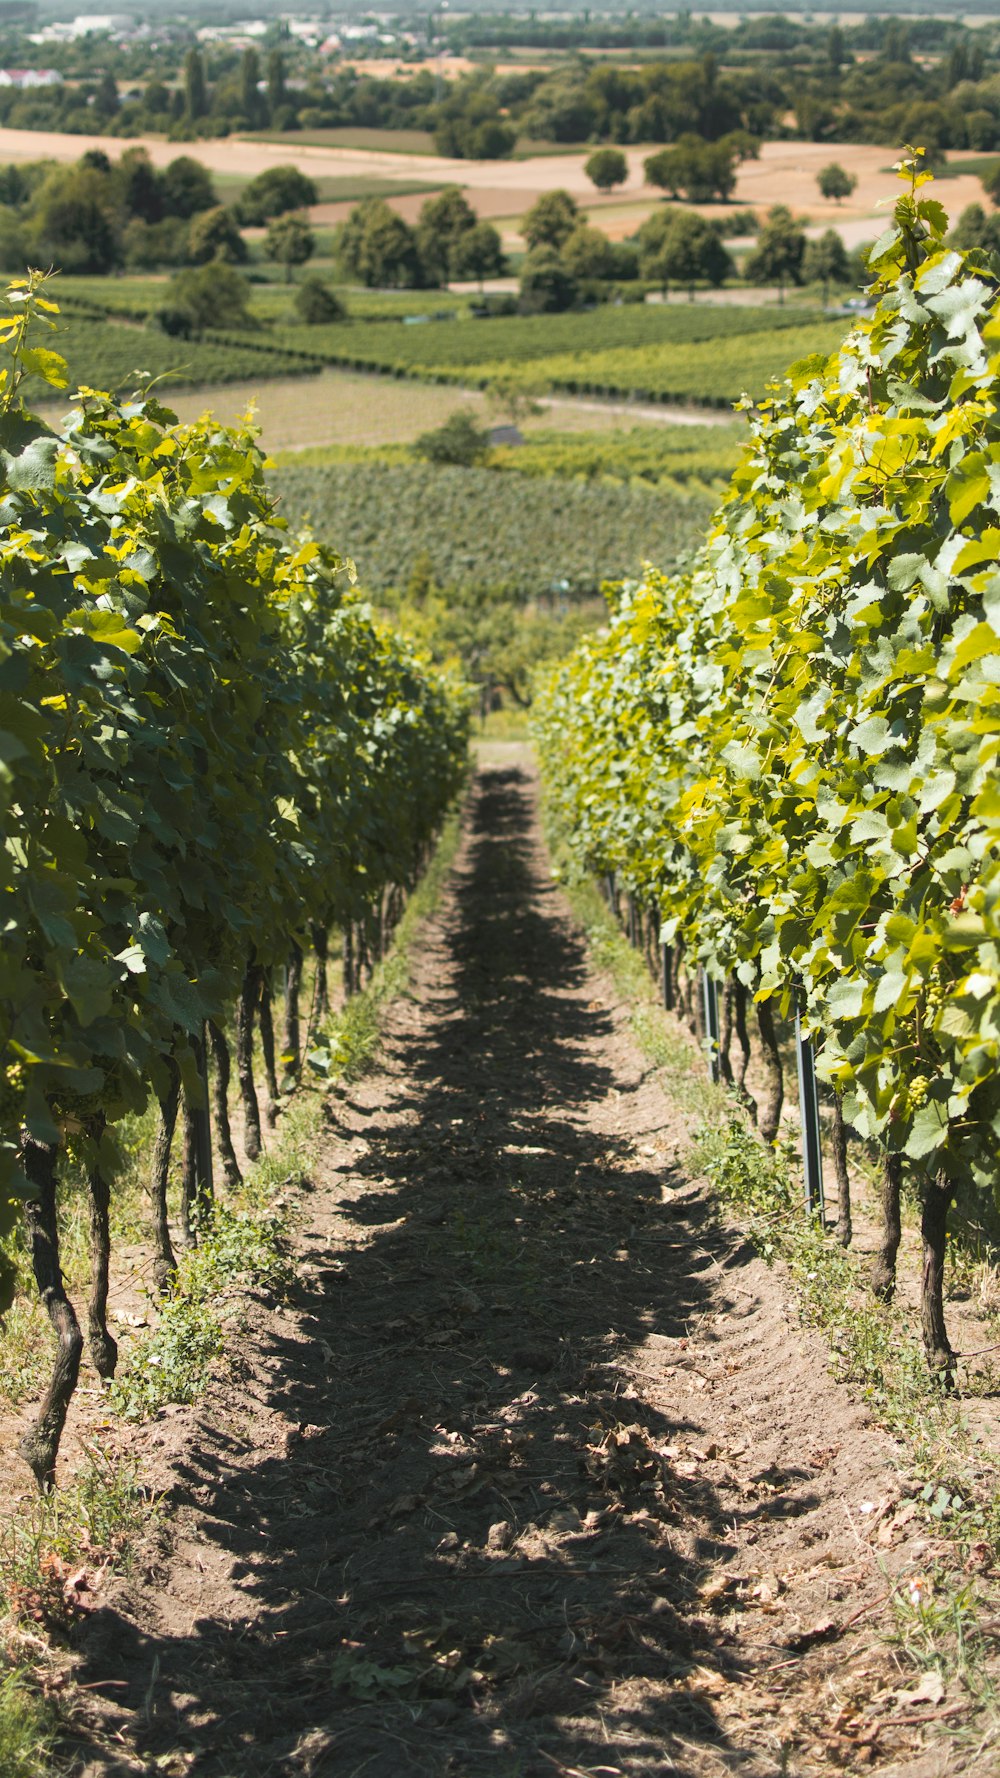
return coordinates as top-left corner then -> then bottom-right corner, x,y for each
334,180 -> 860,311
2,18 -> 1000,155
0,150 -> 319,279
339,189 -> 505,291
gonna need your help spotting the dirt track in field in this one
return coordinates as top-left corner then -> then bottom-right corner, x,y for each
68,748 -> 965,1778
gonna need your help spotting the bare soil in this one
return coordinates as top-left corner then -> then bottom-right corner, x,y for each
34,751 -> 987,1775
0,124 -> 986,246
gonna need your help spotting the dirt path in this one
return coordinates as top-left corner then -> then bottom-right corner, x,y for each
71,751 -> 957,1778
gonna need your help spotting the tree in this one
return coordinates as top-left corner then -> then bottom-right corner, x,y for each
743,205 -> 806,302
413,409 -> 491,466
981,164 -> 1000,207
186,206 -> 247,265
817,163 -> 857,204
94,70 -> 118,120
636,209 -> 731,299
636,208 -> 677,293
661,212 -> 733,300
28,163 -> 122,274
802,227 -> 850,305
162,262 -> 253,333
339,198 -> 423,288
266,49 -> 286,118
119,147 -> 162,224
561,223 -> 617,281
264,213 -> 314,282
240,48 -> 262,127
644,137 -> 737,203
449,220 -> 505,289
584,148 -> 628,193
950,203 -> 1000,255
123,216 -> 189,271
518,243 -> 577,313
161,156 -> 217,220
522,189 -> 579,252
416,185 -> 477,284
237,166 -> 318,226
294,277 -> 346,324
184,48 -> 208,123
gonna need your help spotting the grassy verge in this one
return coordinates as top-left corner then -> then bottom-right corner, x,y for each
545,819 -> 1000,1723
0,1669 -> 57,1778
308,796 -> 466,1085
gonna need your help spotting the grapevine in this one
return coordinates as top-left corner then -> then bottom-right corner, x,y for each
0,271 -> 468,1487
536,154 -> 1000,1379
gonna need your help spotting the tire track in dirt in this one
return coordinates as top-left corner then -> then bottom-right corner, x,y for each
71,750 -> 955,1778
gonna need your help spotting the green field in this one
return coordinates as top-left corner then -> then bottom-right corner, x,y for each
489,422 -> 744,490
274,457 -> 716,598
284,421 -> 743,489
271,301 -> 825,371
267,305 -> 846,407
39,316 -> 320,397
468,320 -> 849,406
56,275 -> 480,327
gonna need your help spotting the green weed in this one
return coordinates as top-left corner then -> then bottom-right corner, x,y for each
0,1447 -> 150,1628
308,798 -> 466,1086
0,1669 -> 57,1777
110,1204 -> 290,1421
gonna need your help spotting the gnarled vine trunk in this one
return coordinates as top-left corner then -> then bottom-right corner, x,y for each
870,1151 -> 902,1302
283,941 -> 303,1083
718,977 -> 734,1085
208,1019 -> 242,1191
181,1024 -> 213,1241
921,1171 -> 956,1384
236,960 -> 263,1160
732,981 -> 756,1122
18,1132 -> 83,1491
259,970 -> 279,1125
311,922 -> 330,1022
829,1095 -> 852,1249
86,1114 -> 118,1380
342,923 -> 356,1001
755,997 -> 783,1143
150,1058 -> 180,1291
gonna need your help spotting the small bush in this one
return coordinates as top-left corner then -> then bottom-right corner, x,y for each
295,276 -> 346,325
413,409 -> 491,467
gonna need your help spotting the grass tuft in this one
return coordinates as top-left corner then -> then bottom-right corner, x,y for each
0,1669 -> 57,1777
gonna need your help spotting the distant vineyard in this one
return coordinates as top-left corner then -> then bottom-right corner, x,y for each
43,316 -> 321,396
268,310 -> 846,407
274,458 -> 716,597
489,423 -> 744,491
271,301 -> 826,372
464,320 -> 850,407
44,288 -> 846,412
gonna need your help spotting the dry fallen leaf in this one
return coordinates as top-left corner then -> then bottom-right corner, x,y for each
894,1671 -> 945,1709
784,1616 -> 841,1652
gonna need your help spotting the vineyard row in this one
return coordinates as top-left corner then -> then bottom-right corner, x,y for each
536,165 -> 1000,1378
0,275 -> 468,1488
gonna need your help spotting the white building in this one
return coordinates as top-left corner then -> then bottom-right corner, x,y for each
69,14 -> 133,35
0,68 -> 63,88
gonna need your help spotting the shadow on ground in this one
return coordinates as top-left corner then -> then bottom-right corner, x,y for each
72,766 -> 771,1778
